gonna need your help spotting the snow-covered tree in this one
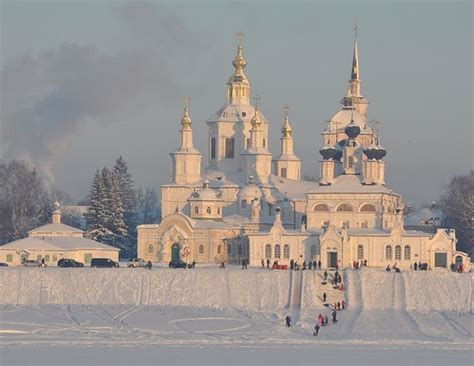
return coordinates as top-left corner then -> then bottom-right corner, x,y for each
441,171 -> 474,256
137,188 -> 161,224
113,156 -> 137,239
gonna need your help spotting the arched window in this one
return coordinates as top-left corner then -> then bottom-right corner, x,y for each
199,244 -> 204,255
360,204 -> 376,212
336,203 -> 353,212
217,245 -> 221,254
148,244 -> 154,254
313,203 -> 329,212
238,244 -> 243,255
274,244 -> 281,259
385,245 -> 392,260
395,245 -> 401,260
207,207 -> 212,214
194,206 -> 199,214
283,244 -> 290,259
217,207 -> 221,214
241,199 -> 247,209
404,245 -> 411,260
265,244 -> 272,259
310,245 -> 317,258
357,245 -> 364,260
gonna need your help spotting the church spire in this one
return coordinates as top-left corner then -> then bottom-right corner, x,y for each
179,96 -> 194,150
351,23 -> 360,81
227,32 -> 250,105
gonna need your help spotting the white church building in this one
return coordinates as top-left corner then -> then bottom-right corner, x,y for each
138,32 -> 470,270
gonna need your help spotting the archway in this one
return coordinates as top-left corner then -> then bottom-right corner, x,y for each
455,255 -> 463,267
171,243 -> 180,261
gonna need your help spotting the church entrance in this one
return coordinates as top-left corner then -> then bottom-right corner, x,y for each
434,252 -> 447,268
171,243 -> 180,261
328,252 -> 338,268
455,255 -> 463,267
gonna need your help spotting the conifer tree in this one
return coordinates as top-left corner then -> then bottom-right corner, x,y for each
113,156 -> 137,238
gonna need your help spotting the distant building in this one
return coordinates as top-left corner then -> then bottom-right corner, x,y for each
138,31 -> 470,270
0,202 -> 119,266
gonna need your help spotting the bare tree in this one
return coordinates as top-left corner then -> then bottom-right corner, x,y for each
441,171 -> 474,256
0,160 -> 49,243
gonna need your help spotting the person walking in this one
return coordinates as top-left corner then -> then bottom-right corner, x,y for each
313,260 -> 317,270
313,323 -> 320,336
318,260 -> 321,270
285,315 -> 292,328
323,270 -> 328,281
323,292 -> 327,302
241,258 -> 247,270
261,259 -> 265,269
332,310 -> 337,324
341,299 -> 345,309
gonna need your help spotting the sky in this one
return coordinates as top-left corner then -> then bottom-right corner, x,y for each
0,0 -> 472,206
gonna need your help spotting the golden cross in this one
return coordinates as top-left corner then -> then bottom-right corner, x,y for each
236,32 -> 245,46
252,95 -> 261,108
283,104 -> 289,118
182,96 -> 190,109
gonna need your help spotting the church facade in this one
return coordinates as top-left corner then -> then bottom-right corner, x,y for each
137,32 -> 470,270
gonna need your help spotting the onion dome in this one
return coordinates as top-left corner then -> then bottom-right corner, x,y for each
363,144 -> 378,160
319,144 -> 337,160
250,108 -> 262,128
232,45 -> 247,73
344,118 -> 361,139
281,115 -> 292,137
181,106 -> 192,128
373,145 -> 387,160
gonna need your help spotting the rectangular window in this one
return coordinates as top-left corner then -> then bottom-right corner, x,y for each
6,254 -> 13,262
210,138 -> 216,159
360,221 -> 368,228
225,138 -> 234,158
246,138 -> 251,149
281,168 -> 287,178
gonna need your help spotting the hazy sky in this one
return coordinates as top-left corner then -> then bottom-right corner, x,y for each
1,0 -> 472,206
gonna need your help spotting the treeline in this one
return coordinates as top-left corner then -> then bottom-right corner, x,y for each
0,158 -> 161,257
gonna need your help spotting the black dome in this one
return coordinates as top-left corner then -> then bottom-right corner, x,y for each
345,122 -> 361,139
373,147 -> 387,160
319,146 -> 337,160
363,147 -> 378,160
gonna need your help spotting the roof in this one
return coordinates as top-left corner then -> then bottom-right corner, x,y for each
28,223 -> 84,235
0,236 -> 119,251
306,174 -> 395,195
269,175 -> 320,200
404,208 -> 444,226
207,103 -> 269,124
328,108 -> 366,128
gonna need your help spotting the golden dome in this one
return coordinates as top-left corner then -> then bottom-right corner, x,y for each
232,45 -> 247,72
181,106 -> 192,128
250,108 -> 262,128
281,115 -> 292,137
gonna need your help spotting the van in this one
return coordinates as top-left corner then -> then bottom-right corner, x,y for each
90,258 -> 119,268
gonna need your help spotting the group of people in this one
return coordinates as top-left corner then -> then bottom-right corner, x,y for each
386,263 -> 401,272
289,259 -> 322,271
413,262 -> 428,271
352,260 -> 367,270
450,263 -> 464,273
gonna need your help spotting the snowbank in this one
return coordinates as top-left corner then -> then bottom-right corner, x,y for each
0,268 -> 289,311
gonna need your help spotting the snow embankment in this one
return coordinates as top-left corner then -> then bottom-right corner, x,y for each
0,268 -> 289,311
353,269 -> 472,314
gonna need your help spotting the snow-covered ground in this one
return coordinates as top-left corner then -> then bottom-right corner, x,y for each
0,267 -> 472,365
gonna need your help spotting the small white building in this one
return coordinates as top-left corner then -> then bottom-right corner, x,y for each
0,203 -> 120,266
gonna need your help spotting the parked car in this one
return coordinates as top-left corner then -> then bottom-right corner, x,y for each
168,260 -> 191,269
90,258 -> 119,268
22,260 -> 42,267
127,258 -> 146,268
57,258 -> 84,268
0,262 -> 8,267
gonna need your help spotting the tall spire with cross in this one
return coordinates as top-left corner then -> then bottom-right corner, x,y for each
274,104 -> 301,180
227,32 -> 250,104
351,19 -> 360,81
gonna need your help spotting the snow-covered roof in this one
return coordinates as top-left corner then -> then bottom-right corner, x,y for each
269,175 -> 320,200
207,103 -> 269,124
0,236 -> 119,251
28,223 -> 83,235
328,108 -> 366,128
404,208 -> 444,226
306,175 -> 395,195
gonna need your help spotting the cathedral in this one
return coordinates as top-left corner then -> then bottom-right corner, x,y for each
137,32 -> 470,270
